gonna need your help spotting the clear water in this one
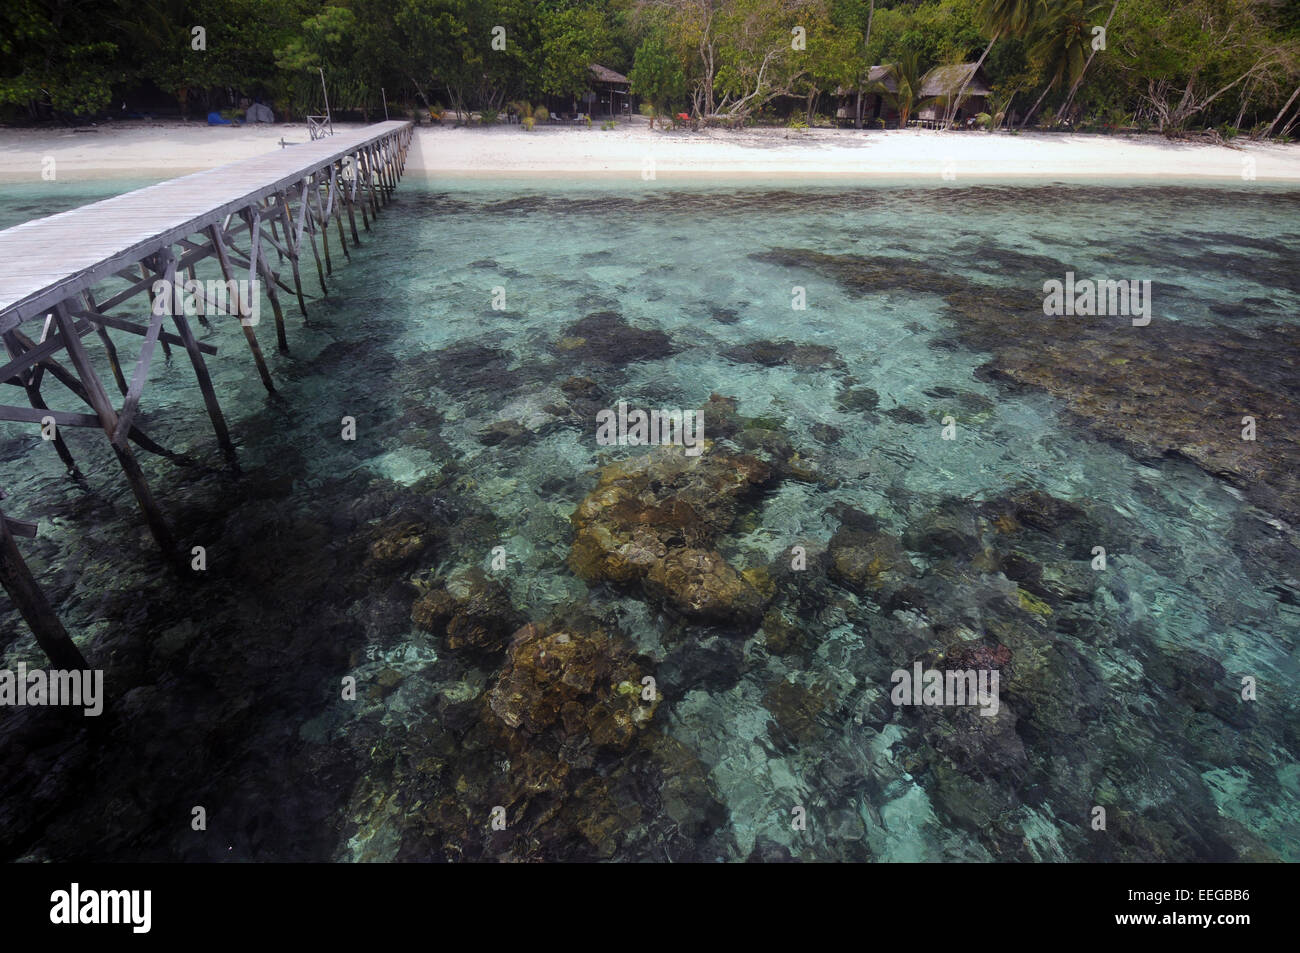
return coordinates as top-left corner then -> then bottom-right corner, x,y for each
1,176 -> 1297,862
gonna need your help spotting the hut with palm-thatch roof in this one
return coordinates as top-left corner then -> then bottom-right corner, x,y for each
835,66 -> 898,128
589,64 -> 631,118
917,63 -> 991,125
543,64 -> 632,121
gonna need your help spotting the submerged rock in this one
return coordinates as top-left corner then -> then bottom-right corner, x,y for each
763,679 -> 833,747
360,612 -> 732,862
568,443 -> 776,626
487,621 -> 659,750
828,526 -> 916,593
644,547 -> 766,623
555,311 -> 677,367
835,385 -> 880,414
411,569 -> 524,657
723,338 -> 844,370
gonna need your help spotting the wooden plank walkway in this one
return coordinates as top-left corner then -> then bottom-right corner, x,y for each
0,120 -> 412,332
0,120 -> 415,668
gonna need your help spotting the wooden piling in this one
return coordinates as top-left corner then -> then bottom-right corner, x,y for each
0,496 -> 89,670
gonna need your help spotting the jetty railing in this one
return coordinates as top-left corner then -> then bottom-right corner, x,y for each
0,120 -> 415,666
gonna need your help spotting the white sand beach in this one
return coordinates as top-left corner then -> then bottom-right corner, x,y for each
1,117 -> 1298,183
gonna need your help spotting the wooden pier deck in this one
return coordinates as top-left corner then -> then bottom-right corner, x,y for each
0,120 -> 415,667
0,121 -> 412,331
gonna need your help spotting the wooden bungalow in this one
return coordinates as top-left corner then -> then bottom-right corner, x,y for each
589,64 -> 631,118
836,66 -> 898,127
545,64 -> 632,121
916,63 -> 991,126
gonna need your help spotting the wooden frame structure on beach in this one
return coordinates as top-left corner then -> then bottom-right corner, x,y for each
0,120 -> 414,667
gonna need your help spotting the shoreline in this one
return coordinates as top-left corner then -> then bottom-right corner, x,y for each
1,119 -> 1298,185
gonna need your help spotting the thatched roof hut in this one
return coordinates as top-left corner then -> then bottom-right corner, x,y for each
836,66 -> 898,97
833,66 -> 900,127
590,64 -> 629,86
919,63 -> 991,100
588,64 -> 630,118
918,63 -> 991,123
866,65 -> 899,94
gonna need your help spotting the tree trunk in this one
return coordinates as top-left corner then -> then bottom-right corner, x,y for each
407,74 -> 435,120
1020,81 -> 1054,130
857,0 -> 875,130
1261,82 -> 1300,139
943,30 -> 999,130
1233,76 -> 1255,131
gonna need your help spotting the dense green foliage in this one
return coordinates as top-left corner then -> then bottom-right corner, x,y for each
3,0 -> 1299,137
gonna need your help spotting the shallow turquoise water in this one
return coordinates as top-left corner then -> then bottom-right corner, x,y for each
1,177 -> 1297,862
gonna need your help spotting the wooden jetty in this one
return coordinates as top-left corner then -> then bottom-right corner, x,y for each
0,120 -> 414,667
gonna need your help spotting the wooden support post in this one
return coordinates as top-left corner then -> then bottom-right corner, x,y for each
275,194 -> 309,318
379,137 -> 395,191
114,253 -> 172,445
140,262 -> 172,362
341,159 -> 362,244
310,174 -> 333,275
52,303 -> 179,562
298,179 -> 328,297
263,199 -> 285,267
243,209 -> 289,353
182,264 -> 212,329
0,499 -> 88,670
2,331 -> 82,479
328,163 -> 350,261
387,138 -> 399,190
378,143 -> 394,201
209,224 -> 276,393
371,143 -> 386,203
241,208 -> 289,353
352,156 -> 371,231
172,307 -> 236,465
167,278 -> 237,466
362,146 -> 381,217
83,290 -> 129,395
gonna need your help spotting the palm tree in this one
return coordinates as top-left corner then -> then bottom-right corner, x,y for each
873,51 -> 933,128
943,0 -> 1041,129
1020,0 -> 1108,129
1057,0 -> 1122,122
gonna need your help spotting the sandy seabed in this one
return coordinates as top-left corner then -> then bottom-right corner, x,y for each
1,117 -> 1298,183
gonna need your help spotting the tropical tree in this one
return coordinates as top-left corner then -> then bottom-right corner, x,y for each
0,0 -> 119,119
539,4 -> 616,101
639,0 -> 827,123
275,5 -> 374,119
943,0 -> 1041,128
1056,0 -> 1121,121
1020,0 -> 1109,129
873,49 -> 932,128
1106,0 -> 1290,133
630,33 -> 687,124
802,3 -> 865,124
